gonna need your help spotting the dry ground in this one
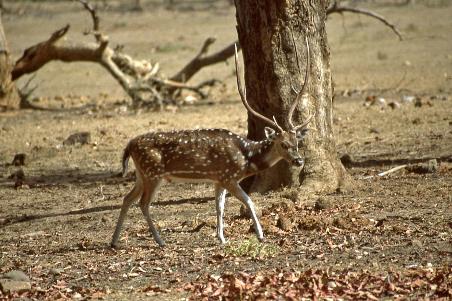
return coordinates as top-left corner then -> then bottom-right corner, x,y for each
1,1 -> 451,300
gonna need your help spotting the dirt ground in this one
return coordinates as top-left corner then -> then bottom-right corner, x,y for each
1,1 -> 451,300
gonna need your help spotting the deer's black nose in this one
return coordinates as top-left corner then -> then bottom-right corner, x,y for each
292,158 -> 304,167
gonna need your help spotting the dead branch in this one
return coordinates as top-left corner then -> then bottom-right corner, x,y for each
326,1 -> 403,40
12,25 -> 128,91
12,25 -> 71,80
170,38 -> 240,83
377,164 -> 407,176
10,0 -> 226,108
362,164 -> 407,179
11,23 -> 156,107
150,77 -> 219,99
76,0 -> 101,42
17,73 -> 39,108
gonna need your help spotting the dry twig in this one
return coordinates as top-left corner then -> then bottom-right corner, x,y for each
76,0 -> 101,40
327,1 -> 403,40
171,38 -> 240,83
363,164 -> 407,179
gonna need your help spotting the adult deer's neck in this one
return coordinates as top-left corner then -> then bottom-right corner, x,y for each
244,138 -> 281,173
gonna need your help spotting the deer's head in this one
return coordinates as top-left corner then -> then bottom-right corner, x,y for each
263,127 -> 309,167
234,35 -> 312,168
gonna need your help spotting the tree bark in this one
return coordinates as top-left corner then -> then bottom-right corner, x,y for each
0,14 -> 20,110
235,0 -> 348,193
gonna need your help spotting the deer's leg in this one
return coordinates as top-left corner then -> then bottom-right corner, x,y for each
139,178 -> 165,247
225,182 -> 264,242
111,175 -> 143,248
215,184 -> 228,244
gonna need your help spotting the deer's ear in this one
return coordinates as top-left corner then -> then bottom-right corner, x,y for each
296,128 -> 308,140
264,127 -> 276,139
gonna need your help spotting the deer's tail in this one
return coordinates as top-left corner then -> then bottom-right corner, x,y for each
121,143 -> 131,177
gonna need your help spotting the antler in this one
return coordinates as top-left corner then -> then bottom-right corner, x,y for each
234,44 -> 284,132
288,33 -> 312,131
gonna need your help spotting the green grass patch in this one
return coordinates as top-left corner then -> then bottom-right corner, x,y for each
224,237 -> 280,259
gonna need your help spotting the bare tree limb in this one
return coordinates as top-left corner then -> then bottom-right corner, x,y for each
362,164 -> 407,179
326,1 -> 403,41
170,38 -> 240,83
17,73 -> 38,105
11,22 -> 155,106
76,0 -> 102,42
12,25 -> 109,80
153,77 -> 220,98
10,1 -> 223,108
7,0 -> 205,108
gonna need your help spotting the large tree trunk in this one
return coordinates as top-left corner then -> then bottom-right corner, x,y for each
235,0 -> 348,193
0,14 -> 20,110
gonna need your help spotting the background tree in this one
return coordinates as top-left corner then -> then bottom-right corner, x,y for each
235,0 -> 348,193
0,13 -> 20,110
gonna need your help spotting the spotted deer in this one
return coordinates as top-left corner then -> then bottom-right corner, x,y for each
111,38 -> 312,248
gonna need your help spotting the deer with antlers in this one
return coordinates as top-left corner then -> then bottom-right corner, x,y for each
111,37 -> 312,248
